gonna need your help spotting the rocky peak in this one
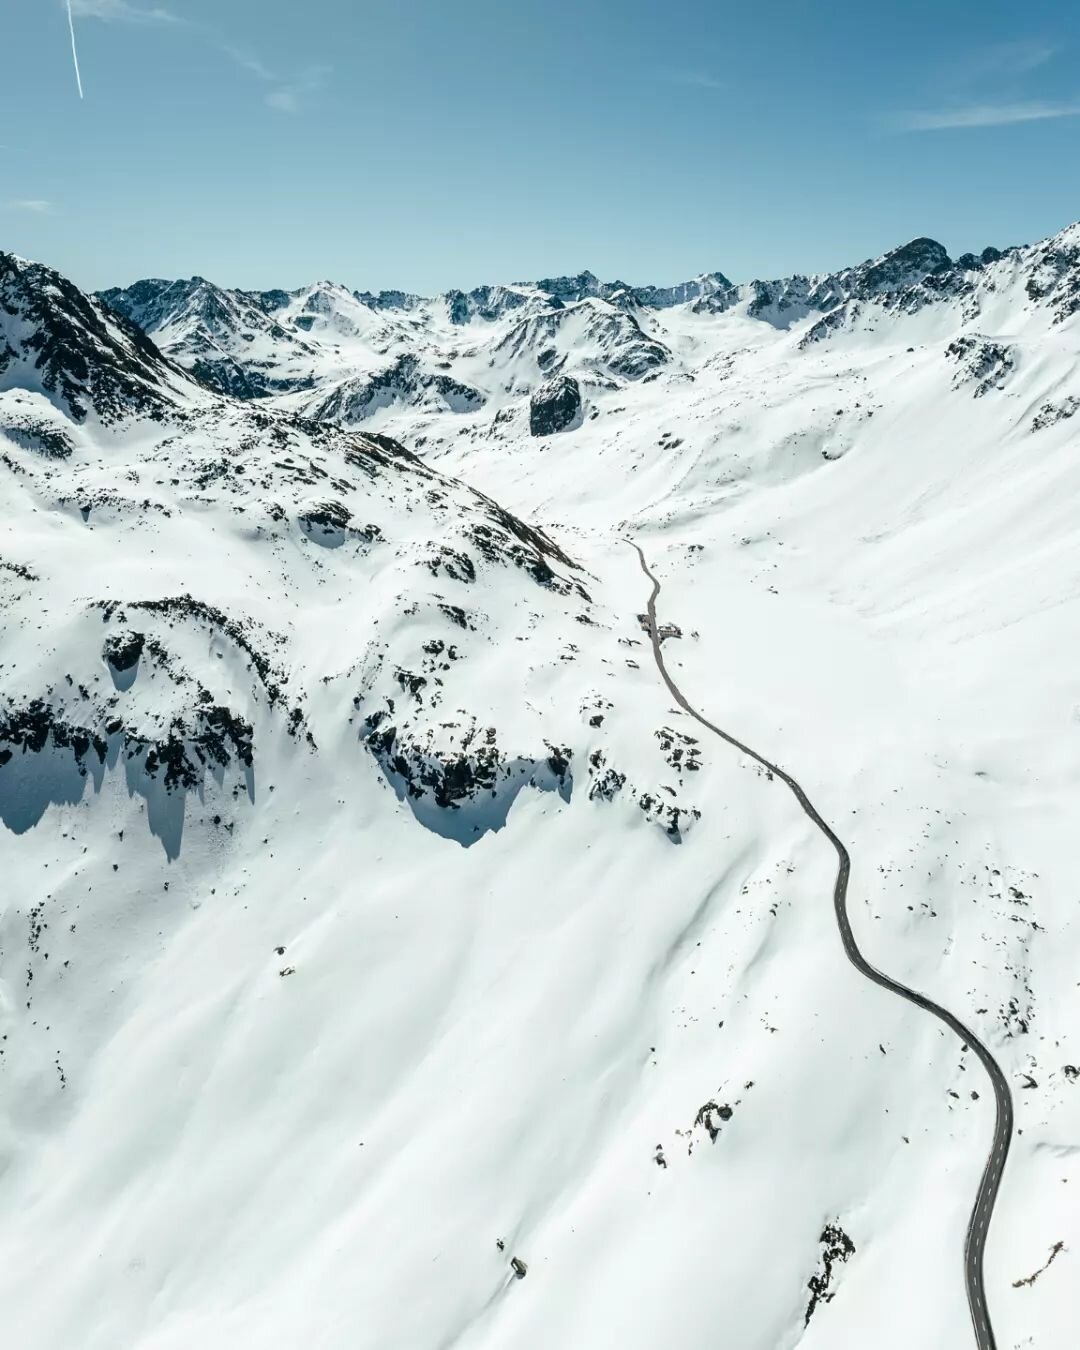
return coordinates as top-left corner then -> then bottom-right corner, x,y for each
630,271 -> 735,309
2,252 -> 189,423
352,288 -> 424,311
855,237 -> 952,294
254,287 -> 292,313
298,280 -> 358,315
535,271 -> 607,303
444,284 -> 532,325
98,276 -> 199,331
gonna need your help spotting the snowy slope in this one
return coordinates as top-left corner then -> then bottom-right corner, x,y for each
2,226 -> 1079,1350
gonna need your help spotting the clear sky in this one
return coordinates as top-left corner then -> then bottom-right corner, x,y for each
4,0 -> 1080,293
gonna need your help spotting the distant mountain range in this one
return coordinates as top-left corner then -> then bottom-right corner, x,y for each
87,227 -> 1080,434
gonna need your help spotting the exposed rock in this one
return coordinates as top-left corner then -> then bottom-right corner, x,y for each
1022,224 -> 1080,323
2,251 -> 188,424
499,301 -> 669,386
587,749 -> 626,803
655,726 -> 702,776
694,1099 -> 734,1143
103,630 -> 145,672
946,336 -> 1017,397
444,284 -> 530,324
353,287 -> 424,312
360,712 -> 573,845
805,1224 -> 856,1326
1012,1241 -> 1065,1288
0,407 -> 75,459
636,791 -> 700,840
307,354 -> 485,424
858,237 -> 951,293
0,700 -> 107,768
1031,397 -> 1079,432
530,375 -> 582,436
0,697 -> 253,792
100,275 -> 320,399
120,594 -> 309,735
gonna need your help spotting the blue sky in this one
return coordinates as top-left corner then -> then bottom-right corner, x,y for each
3,0 -> 1080,292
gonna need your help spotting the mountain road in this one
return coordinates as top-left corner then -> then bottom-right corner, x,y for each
629,540 -> 1013,1350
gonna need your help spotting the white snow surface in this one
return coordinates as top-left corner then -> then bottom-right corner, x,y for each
2,226 -> 1079,1349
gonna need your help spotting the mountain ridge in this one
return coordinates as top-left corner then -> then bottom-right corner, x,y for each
84,220 -> 1080,435
99,232 -> 1013,317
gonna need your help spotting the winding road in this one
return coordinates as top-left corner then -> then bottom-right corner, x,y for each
629,542 -> 1013,1350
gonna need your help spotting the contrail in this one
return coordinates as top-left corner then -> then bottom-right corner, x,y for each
66,0 -> 85,99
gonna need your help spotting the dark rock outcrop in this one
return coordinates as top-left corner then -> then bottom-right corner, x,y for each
0,407 -> 74,459
857,237 -> 951,293
805,1224 -> 856,1326
945,335 -> 1017,397
360,710 -> 573,845
0,697 -> 253,791
1022,225 -> 1080,322
1031,396 -> 1078,431
103,630 -> 145,672
1,251 -> 188,424
530,375 -> 582,436
307,354 -> 485,424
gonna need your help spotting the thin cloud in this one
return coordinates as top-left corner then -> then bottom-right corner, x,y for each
61,0 -> 178,100
218,47 -> 328,114
69,0 -> 179,22
4,199 -> 55,213
894,100 -> 1080,131
222,46 -> 276,82
62,2 -> 328,113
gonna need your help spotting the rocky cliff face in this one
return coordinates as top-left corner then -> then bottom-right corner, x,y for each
2,252 -> 197,423
530,374 -> 582,435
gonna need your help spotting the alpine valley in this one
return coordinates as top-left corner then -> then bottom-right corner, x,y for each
2,221 -> 1079,1350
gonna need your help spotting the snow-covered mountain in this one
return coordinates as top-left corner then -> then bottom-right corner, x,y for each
99,228 -> 1080,441
97,264 -> 708,423
3,224 -> 1080,1350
